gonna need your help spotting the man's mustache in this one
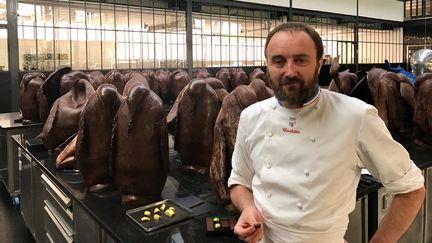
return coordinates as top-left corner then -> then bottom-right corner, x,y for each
279,77 -> 304,85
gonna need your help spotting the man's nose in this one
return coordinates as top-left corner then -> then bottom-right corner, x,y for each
282,61 -> 298,78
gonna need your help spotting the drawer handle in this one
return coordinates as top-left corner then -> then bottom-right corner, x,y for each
45,233 -> 54,243
22,151 -> 32,162
41,174 -> 71,208
44,205 -> 74,242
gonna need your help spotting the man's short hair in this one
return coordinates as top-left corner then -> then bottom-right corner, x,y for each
264,22 -> 324,62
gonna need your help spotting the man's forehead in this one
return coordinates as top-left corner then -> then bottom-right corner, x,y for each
267,31 -> 315,54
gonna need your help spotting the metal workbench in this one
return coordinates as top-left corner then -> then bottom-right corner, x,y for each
0,112 -> 42,204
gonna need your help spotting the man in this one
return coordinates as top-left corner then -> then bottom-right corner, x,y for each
228,22 -> 425,243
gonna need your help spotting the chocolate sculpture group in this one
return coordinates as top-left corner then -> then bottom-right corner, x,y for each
16,61 -> 432,208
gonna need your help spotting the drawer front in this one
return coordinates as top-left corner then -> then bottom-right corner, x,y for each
44,194 -> 74,231
41,173 -> 72,208
44,202 -> 74,243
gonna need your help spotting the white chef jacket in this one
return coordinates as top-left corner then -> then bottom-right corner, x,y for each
228,88 -> 424,243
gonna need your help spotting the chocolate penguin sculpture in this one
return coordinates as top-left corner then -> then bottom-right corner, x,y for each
229,68 -> 249,91
105,70 -> 127,95
248,78 -> 274,101
204,77 -> 229,104
15,72 -> 46,123
215,67 -> 232,92
367,67 -> 402,139
74,84 -> 122,192
192,68 -> 211,79
154,69 -> 171,105
169,69 -> 190,105
142,69 -> 161,98
87,70 -> 106,90
167,78 -> 221,174
328,56 -> 358,94
114,83 -> 169,206
122,71 -> 150,96
414,73 -> 432,147
249,67 -> 270,87
397,73 -> 415,133
39,79 -> 95,150
210,85 -> 258,208
39,66 -> 73,122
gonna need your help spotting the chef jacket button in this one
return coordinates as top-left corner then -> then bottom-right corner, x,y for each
268,132 -> 273,138
271,105 -> 276,110
267,192 -> 272,198
266,163 -> 272,169
314,105 -> 320,110
304,169 -> 310,176
309,137 -> 316,143
297,202 -> 303,210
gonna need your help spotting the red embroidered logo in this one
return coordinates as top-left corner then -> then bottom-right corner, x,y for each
282,117 -> 300,133
282,128 -> 300,133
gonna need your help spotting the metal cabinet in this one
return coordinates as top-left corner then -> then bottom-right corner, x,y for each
33,162 -> 46,243
74,203 -> 100,243
19,148 -> 33,233
19,148 -> 46,243
345,196 -> 368,243
0,114 -> 42,199
375,169 -> 427,243
425,167 -> 431,243
42,173 -> 74,243
73,201 -> 117,243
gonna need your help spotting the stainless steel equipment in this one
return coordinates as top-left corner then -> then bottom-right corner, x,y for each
41,174 -> 74,243
425,167 -> 431,243
376,171 -> 426,243
410,48 -> 432,76
345,196 -> 368,243
0,112 -> 42,202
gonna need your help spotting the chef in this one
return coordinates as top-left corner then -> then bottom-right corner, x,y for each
228,22 -> 425,243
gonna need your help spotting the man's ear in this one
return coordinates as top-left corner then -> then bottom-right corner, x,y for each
317,58 -> 324,73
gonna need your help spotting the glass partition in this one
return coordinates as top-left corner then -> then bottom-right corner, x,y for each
358,22 -> 403,64
0,0 -> 6,25
0,28 -> 7,71
17,0 -> 185,70
15,0 -> 404,70
192,3 -> 285,67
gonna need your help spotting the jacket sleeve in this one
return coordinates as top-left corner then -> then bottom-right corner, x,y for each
356,106 -> 424,194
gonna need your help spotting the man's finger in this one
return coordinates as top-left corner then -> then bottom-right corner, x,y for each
235,225 -> 257,239
244,227 -> 263,243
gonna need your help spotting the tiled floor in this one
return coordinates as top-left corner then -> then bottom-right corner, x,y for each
0,182 -> 35,243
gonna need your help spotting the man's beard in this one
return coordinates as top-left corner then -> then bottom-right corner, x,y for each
272,68 -> 319,107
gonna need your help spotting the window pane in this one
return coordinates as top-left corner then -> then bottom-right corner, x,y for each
0,28 -> 7,70
101,4 -> 114,29
88,29 -> 101,69
71,28 -> 87,70
86,2 -> 101,29
37,27 -> 54,70
18,25 -> 36,70
115,5 -> 128,30
54,2 -> 69,28
0,0 -> 6,24
55,28 -> 70,68
18,3 -> 35,26
36,3 -> 53,26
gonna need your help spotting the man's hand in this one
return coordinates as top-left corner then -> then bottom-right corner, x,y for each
234,206 -> 263,243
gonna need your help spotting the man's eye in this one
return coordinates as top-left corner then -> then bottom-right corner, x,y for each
295,59 -> 307,64
273,59 -> 284,64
